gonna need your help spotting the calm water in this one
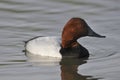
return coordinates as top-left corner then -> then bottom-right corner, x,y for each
0,0 -> 120,80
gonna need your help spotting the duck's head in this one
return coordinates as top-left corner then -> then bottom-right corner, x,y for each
61,17 -> 105,48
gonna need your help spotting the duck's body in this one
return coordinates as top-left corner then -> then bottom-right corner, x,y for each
25,18 -> 105,59
25,36 -> 89,58
25,36 -> 62,58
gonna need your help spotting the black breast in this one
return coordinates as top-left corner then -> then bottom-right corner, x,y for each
60,45 -> 89,58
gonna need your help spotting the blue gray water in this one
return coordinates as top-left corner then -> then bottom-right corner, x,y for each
0,0 -> 120,80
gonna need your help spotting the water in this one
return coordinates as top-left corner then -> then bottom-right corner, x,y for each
0,0 -> 120,80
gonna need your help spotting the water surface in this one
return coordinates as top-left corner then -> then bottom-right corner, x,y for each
0,0 -> 120,80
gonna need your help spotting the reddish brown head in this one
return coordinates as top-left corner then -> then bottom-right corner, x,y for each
61,18 -> 105,48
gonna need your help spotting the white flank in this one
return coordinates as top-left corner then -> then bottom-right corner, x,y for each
25,36 -> 62,59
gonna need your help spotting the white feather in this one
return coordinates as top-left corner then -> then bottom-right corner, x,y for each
25,36 -> 62,59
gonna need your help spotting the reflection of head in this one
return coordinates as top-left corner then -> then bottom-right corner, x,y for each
60,58 -> 98,80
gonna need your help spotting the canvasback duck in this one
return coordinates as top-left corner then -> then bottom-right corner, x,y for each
25,17 -> 105,59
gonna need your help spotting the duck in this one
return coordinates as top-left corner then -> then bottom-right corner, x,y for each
25,17 -> 105,59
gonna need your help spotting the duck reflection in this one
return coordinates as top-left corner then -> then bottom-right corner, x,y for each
60,58 -> 98,80
25,52 -> 99,80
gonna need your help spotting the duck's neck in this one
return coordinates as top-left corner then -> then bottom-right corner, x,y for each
61,40 -> 80,48
60,43 -> 89,58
